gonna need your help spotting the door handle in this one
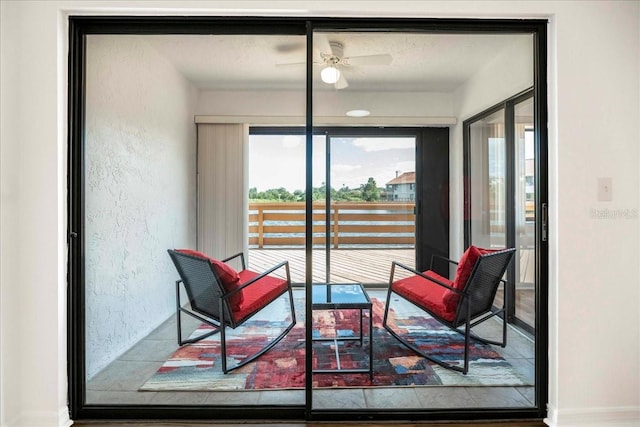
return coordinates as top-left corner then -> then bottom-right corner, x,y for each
541,202 -> 548,242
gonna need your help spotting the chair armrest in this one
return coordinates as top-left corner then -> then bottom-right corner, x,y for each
391,261 -> 462,295
226,261 -> 291,297
429,254 -> 459,270
222,252 -> 246,270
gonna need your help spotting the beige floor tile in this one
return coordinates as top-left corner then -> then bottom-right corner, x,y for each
312,388 -> 366,409
85,289 -> 538,409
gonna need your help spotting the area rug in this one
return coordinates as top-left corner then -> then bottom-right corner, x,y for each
140,296 -> 531,391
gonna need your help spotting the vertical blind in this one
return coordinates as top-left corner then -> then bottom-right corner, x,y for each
197,123 -> 249,266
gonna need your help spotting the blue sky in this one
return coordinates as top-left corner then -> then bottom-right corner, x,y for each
248,134 -> 415,192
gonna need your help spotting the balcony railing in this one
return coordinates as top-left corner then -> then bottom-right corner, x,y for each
248,202 -> 415,249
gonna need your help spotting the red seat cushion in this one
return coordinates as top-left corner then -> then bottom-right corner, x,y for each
176,249 -> 243,311
232,270 -> 289,323
391,270 -> 456,322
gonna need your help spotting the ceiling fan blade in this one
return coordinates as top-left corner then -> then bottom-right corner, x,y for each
334,72 -> 349,90
342,54 -> 393,66
313,33 -> 333,55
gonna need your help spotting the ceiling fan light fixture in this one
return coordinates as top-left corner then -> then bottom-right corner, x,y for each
320,66 -> 341,84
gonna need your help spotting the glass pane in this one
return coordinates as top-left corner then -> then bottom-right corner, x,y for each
514,97 -> 536,330
328,135 -> 416,285
311,29 -> 534,412
469,108 -> 507,248
84,33 -> 305,406
248,132 -> 311,284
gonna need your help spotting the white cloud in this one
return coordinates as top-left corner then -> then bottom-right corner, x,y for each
332,164 -> 362,172
282,135 -> 302,148
393,161 -> 416,173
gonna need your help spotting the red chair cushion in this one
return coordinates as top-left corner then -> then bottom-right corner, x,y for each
453,245 -> 482,291
391,270 -> 456,322
232,270 -> 289,323
176,249 -> 243,311
446,245 -> 497,310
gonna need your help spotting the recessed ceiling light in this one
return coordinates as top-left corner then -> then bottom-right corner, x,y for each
346,110 -> 370,117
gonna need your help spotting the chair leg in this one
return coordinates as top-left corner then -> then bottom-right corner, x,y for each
502,309 -> 508,347
177,308 -> 220,346
222,288 -> 297,374
464,309 -> 508,348
175,280 -> 220,346
463,299 -> 471,374
382,283 -> 394,329
383,289 -> 469,374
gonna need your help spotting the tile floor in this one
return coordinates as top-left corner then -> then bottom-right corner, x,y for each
86,290 -> 536,410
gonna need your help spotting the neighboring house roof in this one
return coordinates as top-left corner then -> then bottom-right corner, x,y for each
386,171 -> 415,186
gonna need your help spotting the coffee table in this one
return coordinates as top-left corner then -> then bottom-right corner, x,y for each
311,283 -> 373,379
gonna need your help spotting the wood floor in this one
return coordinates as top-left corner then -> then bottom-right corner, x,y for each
247,248 -> 416,284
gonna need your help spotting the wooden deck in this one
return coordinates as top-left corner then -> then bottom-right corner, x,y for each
248,248 -> 415,285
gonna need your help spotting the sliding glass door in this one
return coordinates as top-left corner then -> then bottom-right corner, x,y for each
80,31 -> 308,411
69,16 -> 547,422
319,131 -> 418,285
464,91 -> 536,332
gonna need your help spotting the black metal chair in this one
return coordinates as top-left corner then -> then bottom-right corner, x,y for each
382,247 -> 516,374
167,249 -> 296,374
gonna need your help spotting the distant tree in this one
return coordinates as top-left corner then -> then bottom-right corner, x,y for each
335,185 -> 352,201
361,177 -> 380,202
312,182 -> 327,201
249,180 -> 384,203
249,187 -> 258,199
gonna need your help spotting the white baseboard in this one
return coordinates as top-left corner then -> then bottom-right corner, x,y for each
6,407 -> 72,427
545,404 -> 640,427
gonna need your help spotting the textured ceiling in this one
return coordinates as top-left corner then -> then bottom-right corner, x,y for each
142,32 -> 532,92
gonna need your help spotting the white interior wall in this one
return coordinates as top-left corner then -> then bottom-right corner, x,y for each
84,36 -> 198,379
551,5 -> 639,424
0,2 -> 639,427
0,1 -> 25,423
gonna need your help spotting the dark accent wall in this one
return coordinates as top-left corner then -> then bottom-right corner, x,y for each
416,127 -> 450,276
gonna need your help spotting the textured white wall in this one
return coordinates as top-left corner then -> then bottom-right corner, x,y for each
0,2 -> 639,427
84,35 -> 197,378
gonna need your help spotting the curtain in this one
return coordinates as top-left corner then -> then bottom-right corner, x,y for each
197,123 -> 248,266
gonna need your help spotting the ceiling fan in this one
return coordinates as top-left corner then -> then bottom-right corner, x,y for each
276,35 -> 393,90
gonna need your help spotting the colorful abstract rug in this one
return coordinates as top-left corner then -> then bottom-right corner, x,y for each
140,295 -> 531,391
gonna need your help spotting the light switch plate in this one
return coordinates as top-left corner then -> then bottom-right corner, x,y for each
597,177 -> 613,202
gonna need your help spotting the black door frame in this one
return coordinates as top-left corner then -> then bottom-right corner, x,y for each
68,16 -> 548,422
